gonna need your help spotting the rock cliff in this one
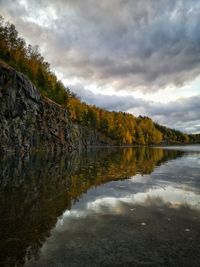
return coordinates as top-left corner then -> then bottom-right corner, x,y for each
0,60 -> 113,153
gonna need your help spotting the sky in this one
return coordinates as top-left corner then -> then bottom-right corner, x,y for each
0,0 -> 200,133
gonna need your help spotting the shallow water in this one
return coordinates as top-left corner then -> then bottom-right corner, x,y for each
0,146 -> 200,266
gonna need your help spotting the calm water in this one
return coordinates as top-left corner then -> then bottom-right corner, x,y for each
0,146 -> 200,266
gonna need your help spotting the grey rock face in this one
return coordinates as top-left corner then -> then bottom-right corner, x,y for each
0,61 -> 112,153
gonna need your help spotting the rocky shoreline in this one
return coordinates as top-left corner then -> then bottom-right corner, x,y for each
0,61 -> 113,154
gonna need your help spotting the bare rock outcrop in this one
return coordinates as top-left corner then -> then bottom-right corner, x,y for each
0,61 -> 112,153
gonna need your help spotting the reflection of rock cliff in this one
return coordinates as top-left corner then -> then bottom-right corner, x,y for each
0,61 -> 113,153
0,148 -> 183,266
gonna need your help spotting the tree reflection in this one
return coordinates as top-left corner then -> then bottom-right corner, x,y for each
0,147 -> 183,266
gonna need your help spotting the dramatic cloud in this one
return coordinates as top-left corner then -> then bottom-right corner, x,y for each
0,0 -> 199,132
1,0 -> 200,91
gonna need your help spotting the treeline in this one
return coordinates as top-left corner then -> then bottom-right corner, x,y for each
68,96 -> 162,144
154,123 -> 189,144
188,134 -> 200,144
0,16 -> 197,145
67,94 -> 189,144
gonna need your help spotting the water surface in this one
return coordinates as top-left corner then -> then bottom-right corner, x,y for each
0,146 -> 200,266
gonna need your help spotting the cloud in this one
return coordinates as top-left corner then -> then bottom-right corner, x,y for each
70,84 -> 147,112
1,0 -> 200,93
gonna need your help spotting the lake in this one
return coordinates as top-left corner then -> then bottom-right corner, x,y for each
0,146 -> 200,266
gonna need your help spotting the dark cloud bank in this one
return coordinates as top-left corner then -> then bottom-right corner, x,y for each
2,0 -> 200,90
0,0 -> 200,132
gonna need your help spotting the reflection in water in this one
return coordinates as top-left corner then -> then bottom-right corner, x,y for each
0,147 -> 200,266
